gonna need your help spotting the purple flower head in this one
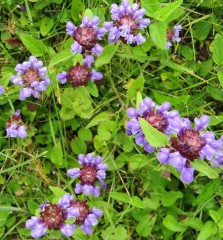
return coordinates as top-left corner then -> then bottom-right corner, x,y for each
166,25 -> 182,50
126,97 -> 179,153
67,153 -> 107,196
6,110 -> 27,138
66,16 -> 106,55
0,85 -> 4,94
157,115 -> 220,184
57,59 -> 103,87
26,201 -> 76,238
10,56 -> 51,100
104,0 -> 150,45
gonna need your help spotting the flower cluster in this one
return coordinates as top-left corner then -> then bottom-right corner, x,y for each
57,56 -> 103,86
66,16 -> 106,56
26,154 -> 106,238
6,110 -> 27,138
67,153 -> 108,196
26,193 -> 102,238
166,25 -> 182,50
126,97 -> 223,184
10,56 -> 50,100
104,0 -> 150,45
126,97 -> 179,152
157,116 -> 221,183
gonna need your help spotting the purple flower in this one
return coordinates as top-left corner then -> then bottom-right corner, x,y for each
166,25 -> 182,50
0,85 -> 4,94
157,115 -> 221,184
126,97 -> 179,153
104,0 -> 150,45
66,16 -> 106,55
10,56 -> 51,100
57,59 -> 103,87
6,110 -> 27,138
67,153 -> 107,196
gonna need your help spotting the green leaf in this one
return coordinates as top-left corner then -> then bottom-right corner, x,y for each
207,86 -> 223,101
213,33 -> 223,66
50,142 -> 63,166
180,46 -> 194,61
49,49 -> 73,67
161,191 -> 183,207
60,107 -> 75,120
95,44 -> 118,68
85,111 -> 111,128
40,17 -> 54,36
190,160 -> 219,179
70,137 -> 87,154
71,0 -> 85,21
49,186 -> 67,198
197,221 -> 217,240
110,192 -> 131,204
86,81 -> 99,97
209,210 -> 220,224
209,115 -> 223,126
19,34 -> 45,56
149,22 -> 167,50
139,118 -> 169,147
78,128 -> 92,141
181,217 -> 204,230
84,8 -> 93,18
27,200 -> 39,214
217,71 -> 223,88
163,215 -> 185,232
193,179 -> 222,206
127,75 -> 145,100
98,121 -> 116,141
136,214 -> 157,237
102,226 -> 128,240
158,0 -> 183,21
193,20 -> 212,41
132,196 -> 145,209
141,0 -> 160,18
128,154 -> 148,171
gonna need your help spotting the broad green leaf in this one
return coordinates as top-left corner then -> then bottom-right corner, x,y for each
85,111 -> 112,128
193,20 -> 212,41
49,186 -> 67,198
49,49 -> 73,66
50,142 -> 63,165
209,115 -> 223,126
86,81 -> 99,97
132,196 -> 145,208
102,226 -> 128,240
19,34 -> 45,56
136,91 -> 143,109
190,160 -> 219,179
110,192 -> 131,204
149,22 -> 167,50
139,118 -> 169,147
197,221 -> 217,240
40,17 -> 54,36
217,71 -> 223,88
213,33 -> 223,66
127,75 -> 145,100
209,210 -> 220,224
136,214 -> 157,237
84,8 -> 93,18
60,107 -> 75,120
181,217 -> 204,230
78,128 -> 92,141
163,215 -> 185,232
71,0 -> 85,21
161,191 -> 183,207
70,137 -> 87,155
158,0 -> 183,21
207,86 -> 223,101
128,154 -> 148,171
193,179 -> 222,206
141,0 -> 160,18
27,200 -> 39,214
95,44 -> 118,68
97,120 -> 116,141
180,46 -> 194,61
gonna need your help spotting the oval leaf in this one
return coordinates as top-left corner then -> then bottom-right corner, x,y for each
139,118 -> 169,147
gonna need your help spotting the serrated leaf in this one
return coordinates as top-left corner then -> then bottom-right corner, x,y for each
197,221 -> 217,240
49,186 -> 67,198
213,33 -> 223,66
49,49 -> 73,67
163,215 -> 185,232
149,22 -> 167,50
190,160 -> 219,179
95,44 -> 118,68
40,17 -> 54,36
139,118 -> 169,147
